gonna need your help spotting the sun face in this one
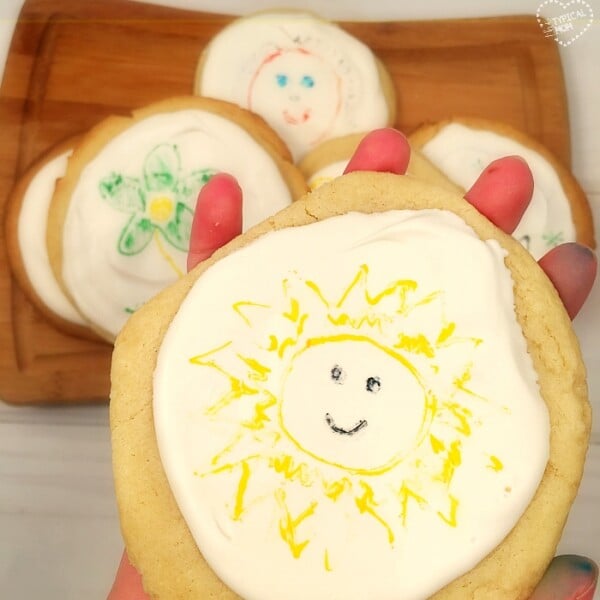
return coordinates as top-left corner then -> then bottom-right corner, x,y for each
280,335 -> 429,473
187,263 -> 490,559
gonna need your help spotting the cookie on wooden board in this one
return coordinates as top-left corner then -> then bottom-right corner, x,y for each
298,132 -> 463,194
194,10 -> 396,161
111,172 -> 589,600
47,96 -> 308,343
4,135 -> 100,341
410,117 -> 596,259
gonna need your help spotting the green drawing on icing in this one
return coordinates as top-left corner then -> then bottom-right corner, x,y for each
542,231 -> 564,248
99,143 -> 217,256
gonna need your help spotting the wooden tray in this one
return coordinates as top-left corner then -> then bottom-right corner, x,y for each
0,0 -> 570,404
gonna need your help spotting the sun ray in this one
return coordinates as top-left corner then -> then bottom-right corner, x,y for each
354,481 -> 395,545
237,354 -> 271,382
452,363 -> 488,401
233,301 -> 272,327
324,549 -> 333,571
436,440 -> 462,485
233,460 -> 252,520
398,483 -> 427,527
276,489 -> 318,559
488,455 -> 504,472
323,477 -> 352,501
395,332 -> 435,357
270,454 -> 313,486
437,494 -> 459,527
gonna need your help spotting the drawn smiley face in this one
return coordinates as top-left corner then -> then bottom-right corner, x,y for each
247,48 -> 342,157
279,335 -> 428,473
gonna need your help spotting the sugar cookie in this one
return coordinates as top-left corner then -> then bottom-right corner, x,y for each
48,96 -> 307,341
410,118 -> 595,259
111,173 -> 589,600
4,136 -> 98,339
194,11 -> 396,161
298,132 -> 463,193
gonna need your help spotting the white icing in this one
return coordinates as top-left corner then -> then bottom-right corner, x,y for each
420,123 -> 577,260
198,12 -> 391,160
62,110 -> 293,338
154,210 -> 549,600
307,159 -> 347,190
17,149 -> 87,326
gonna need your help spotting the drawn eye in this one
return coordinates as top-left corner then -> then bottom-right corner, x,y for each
331,365 -> 346,384
275,74 -> 288,87
366,376 -> 381,393
300,75 -> 315,88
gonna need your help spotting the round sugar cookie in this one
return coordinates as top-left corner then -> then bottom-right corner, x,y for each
298,132 -> 464,193
410,117 -> 595,260
48,96 -> 308,342
194,11 -> 396,161
111,173 -> 589,600
4,135 -> 100,341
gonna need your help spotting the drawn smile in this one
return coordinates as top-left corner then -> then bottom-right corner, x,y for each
283,109 -> 311,125
325,413 -> 368,436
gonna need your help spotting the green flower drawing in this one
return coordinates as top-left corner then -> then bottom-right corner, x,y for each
99,143 -> 217,257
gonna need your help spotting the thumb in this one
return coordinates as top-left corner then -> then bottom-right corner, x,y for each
529,555 -> 597,600
107,551 -> 149,600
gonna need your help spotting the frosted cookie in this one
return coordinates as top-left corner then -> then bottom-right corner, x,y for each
410,118 -> 595,259
47,96 -> 307,342
4,136 -> 98,340
111,173 -> 589,600
194,11 -> 396,161
299,132 -> 463,193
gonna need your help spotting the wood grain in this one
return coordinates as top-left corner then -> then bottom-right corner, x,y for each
0,0 -> 571,404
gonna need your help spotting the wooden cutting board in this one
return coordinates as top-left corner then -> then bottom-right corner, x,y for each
0,0 -> 570,404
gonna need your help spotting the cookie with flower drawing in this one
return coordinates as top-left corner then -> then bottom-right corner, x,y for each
47,96 -> 307,342
194,10 -> 396,161
110,133 -> 593,599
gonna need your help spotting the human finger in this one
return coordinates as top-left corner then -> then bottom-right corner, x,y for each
107,551 -> 149,600
537,243 -> 597,320
464,155 -> 534,234
529,555 -> 598,600
343,128 -> 411,175
187,173 -> 243,272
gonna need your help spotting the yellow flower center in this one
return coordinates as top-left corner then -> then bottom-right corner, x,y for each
149,196 -> 174,222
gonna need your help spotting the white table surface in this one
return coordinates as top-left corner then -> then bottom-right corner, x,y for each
0,1 -> 598,598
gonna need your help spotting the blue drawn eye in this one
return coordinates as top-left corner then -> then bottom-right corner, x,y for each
275,74 -> 288,87
300,75 -> 315,88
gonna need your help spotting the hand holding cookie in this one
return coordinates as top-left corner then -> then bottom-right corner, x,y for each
109,128 -> 597,600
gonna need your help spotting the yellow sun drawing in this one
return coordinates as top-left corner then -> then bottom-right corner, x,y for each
188,264 -> 503,570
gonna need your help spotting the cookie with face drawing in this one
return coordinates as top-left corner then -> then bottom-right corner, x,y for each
298,132 -> 463,193
194,11 -> 396,161
47,96 -> 307,343
111,172 -> 589,600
